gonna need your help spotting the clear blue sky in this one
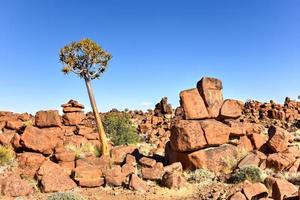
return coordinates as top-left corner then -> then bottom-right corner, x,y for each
0,0 -> 299,114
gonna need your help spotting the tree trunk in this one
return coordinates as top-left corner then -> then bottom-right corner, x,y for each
84,78 -> 109,156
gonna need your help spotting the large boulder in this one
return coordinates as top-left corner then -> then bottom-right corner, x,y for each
17,152 -> 46,178
35,110 -> 61,128
267,126 -> 289,153
199,119 -> 230,146
179,88 -> 209,119
165,142 -> 194,170
1,174 -> 33,197
220,99 -> 243,119
62,112 -> 85,126
20,126 -> 60,155
170,120 -> 207,152
37,160 -> 76,192
197,77 -> 223,118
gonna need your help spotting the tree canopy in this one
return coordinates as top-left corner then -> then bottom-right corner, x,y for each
59,38 -> 112,80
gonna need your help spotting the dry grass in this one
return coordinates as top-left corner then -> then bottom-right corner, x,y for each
0,145 -> 15,166
65,143 -> 101,159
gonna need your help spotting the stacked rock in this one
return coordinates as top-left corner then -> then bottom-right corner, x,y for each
61,100 -> 85,126
166,77 -> 265,173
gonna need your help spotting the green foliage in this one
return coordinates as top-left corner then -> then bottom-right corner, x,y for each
102,112 -> 140,145
65,143 -> 101,159
183,169 -> 215,184
59,38 -> 112,80
47,192 -> 84,200
229,165 -> 264,183
23,120 -> 33,127
0,145 -> 14,166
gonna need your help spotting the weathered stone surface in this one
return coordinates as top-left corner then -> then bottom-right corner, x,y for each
35,110 -> 61,127
165,142 -> 194,170
170,120 -> 207,152
164,162 -> 183,174
139,157 -> 156,168
179,88 -> 209,120
200,119 -> 230,146
0,130 -> 16,146
74,166 -> 103,187
20,126 -> 59,154
162,172 -> 186,189
103,166 -> 125,186
37,160 -> 76,192
229,192 -> 247,200
197,77 -> 223,118
220,99 -> 243,119
58,161 -> 75,175
272,179 -> 298,200
111,145 -> 136,164
61,99 -> 85,109
188,144 -> 238,173
243,182 -> 268,200
62,112 -> 85,126
237,136 -> 253,151
266,153 -> 296,171
55,147 -> 76,162
18,152 -> 46,178
267,126 -> 289,153
76,156 -> 111,173
6,120 -> 23,130
250,133 -> 267,150
141,162 -> 164,180
1,174 -> 33,197
238,151 -> 266,169
121,164 -> 136,177
63,107 -> 83,113
125,154 -> 137,166
129,174 -> 148,192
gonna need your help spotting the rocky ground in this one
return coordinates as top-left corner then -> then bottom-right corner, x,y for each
0,77 -> 300,200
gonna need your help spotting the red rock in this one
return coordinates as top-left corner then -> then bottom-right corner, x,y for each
63,107 -> 83,113
230,192 -> 247,200
20,126 -> 59,155
62,112 -> 85,126
11,133 -> 21,149
121,164 -> 136,177
141,162 -> 164,180
6,120 -> 23,130
200,119 -> 230,146
267,126 -> 289,153
162,172 -> 186,189
179,88 -> 209,119
58,161 -> 75,175
103,166 -> 125,186
243,182 -> 268,200
37,160 -> 76,192
18,152 -> 46,177
125,154 -> 137,166
188,144 -> 238,173
267,153 -> 296,171
272,179 -> 297,200
238,151 -> 266,169
250,133 -> 267,150
55,149 -> 76,162
139,157 -> 156,168
35,110 -> 61,127
197,77 -> 223,118
170,120 -> 207,152
111,145 -> 136,164
61,99 -> 85,109
237,136 -> 253,151
1,174 -> 33,197
151,116 -> 164,125
164,162 -> 183,174
0,130 -> 16,146
129,174 -> 148,192
18,113 -> 32,121
165,142 -> 194,170
76,156 -> 111,173
74,166 -> 103,187
220,99 -> 243,119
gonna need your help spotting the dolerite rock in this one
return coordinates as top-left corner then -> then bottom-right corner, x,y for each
179,88 -> 209,119
37,160 -> 76,192
154,97 -> 173,116
35,110 -> 61,128
1,174 -> 34,197
129,174 -> 149,192
220,99 -> 244,119
17,152 -> 46,178
61,100 -> 85,126
267,125 -> 289,153
197,77 -> 223,118
73,166 -> 104,187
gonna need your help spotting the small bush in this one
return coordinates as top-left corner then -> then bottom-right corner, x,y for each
183,169 -> 215,184
0,145 -> 14,166
65,143 -> 101,159
47,192 -> 84,200
229,165 -> 264,183
102,112 -> 140,145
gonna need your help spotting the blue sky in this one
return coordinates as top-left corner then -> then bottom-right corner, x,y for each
0,0 -> 299,114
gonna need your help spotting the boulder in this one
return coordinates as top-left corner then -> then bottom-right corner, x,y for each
242,182 -> 268,200
197,77 -> 223,118
267,126 -> 289,152
103,166 -> 125,187
20,126 -> 59,155
141,162 -> 164,180
0,130 -> 16,146
139,157 -> 156,168
170,120 -> 207,152
73,166 -> 103,187
37,160 -> 76,192
179,88 -> 209,119
62,112 -> 85,126
6,120 -> 23,130
35,110 -> 61,127
121,164 -> 136,177
1,174 -> 33,197
111,145 -> 136,164
220,99 -> 243,119
17,152 -> 46,178
266,153 -> 296,171
129,174 -> 148,192
164,162 -> 183,174
229,192 -> 247,200
238,151 -> 266,169
272,179 -> 298,200
250,133 -> 267,150
165,142 -> 194,170
162,172 -> 186,189
200,119 -> 230,146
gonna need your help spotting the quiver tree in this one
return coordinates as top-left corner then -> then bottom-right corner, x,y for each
59,38 -> 112,156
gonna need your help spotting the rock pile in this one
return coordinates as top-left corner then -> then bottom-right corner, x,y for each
62,99 -> 85,126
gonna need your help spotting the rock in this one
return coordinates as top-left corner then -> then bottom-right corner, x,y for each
141,162 -> 164,180
267,153 -> 296,171
111,145 -> 136,164
237,136 -> 253,151
197,77 -> 223,118
55,147 -> 76,162
61,99 -> 85,109
179,88 -> 209,119
229,192 -> 247,200
17,152 -> 46,178
250,133 -> 267,150
1,174 -> 33,197
162,172 -> 186,189
139,157 -> 156,168
170,120 -> 207,152
35,110 -> 61,127
37,160 -> 76,192
272,179 -> 298,200
220,99 -> 243,119
267,126 -> 289,153
164,162 -> 183,174
243,182 -> 268,200
58,161 -> 75,175
63,107 -> 84,113
125,154 -> 137,166
0,130 -> 16,146
154,97 -> 173,116
121,164 -> 136,177
199,119 -> 230,146
165,142 -> 194,170
103,166 -> 125,187
62,112 -> 85,126
238,151 -> 266,169
73,166 -> 103,187
76,156 -> 111,173
188,144 -> 238,173
129,174 -> 148,192
6,120 -> 23,130
20,126 -> 59,155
